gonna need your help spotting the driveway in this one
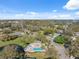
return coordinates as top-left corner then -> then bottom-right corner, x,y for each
50,33 -> 70,59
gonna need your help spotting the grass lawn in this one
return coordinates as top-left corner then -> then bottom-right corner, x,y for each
0,36 -> 36,48
26,52 -> 46,59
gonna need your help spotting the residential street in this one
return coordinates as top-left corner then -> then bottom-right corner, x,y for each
51,33 -> 70,59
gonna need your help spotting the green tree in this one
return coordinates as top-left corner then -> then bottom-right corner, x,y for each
43,28 -> 54,35
69,37 -> 79,57
0,44 -> 25,59
46,45 -> 58,59
2,28 -> 12,34
55,35 -> 65,44
36,32 -> 49,45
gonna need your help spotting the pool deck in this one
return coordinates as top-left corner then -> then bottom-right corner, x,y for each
24,41 -> 46,52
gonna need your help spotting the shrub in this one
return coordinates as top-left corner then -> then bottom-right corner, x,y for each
2,28 -> 12,34
43,28 -> 54,35
54,35 -> 65,44
0,44 -> 25,59
0,34 -> 18,41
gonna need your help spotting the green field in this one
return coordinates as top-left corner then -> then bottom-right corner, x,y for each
0,36 -> 36,48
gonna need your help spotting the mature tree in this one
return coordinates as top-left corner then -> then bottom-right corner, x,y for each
43,28 -> 54,35
46,45 -> 58,59
2,28 -> 12,34
0,44 -> 25,59
36,32 -> 49,45
69,37 -> 79,57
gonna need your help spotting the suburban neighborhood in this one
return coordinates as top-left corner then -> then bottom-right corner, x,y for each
0,20 -> 79,59
0,0 -> 79,59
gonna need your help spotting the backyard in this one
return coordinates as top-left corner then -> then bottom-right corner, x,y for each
0,35 -> 36,48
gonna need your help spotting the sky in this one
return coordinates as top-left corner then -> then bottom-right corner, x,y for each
0,0 -> 79,19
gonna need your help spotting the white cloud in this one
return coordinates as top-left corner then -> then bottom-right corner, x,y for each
0,11 -> 75,19
52,10 -> 57,12
14,12 -> 38,19
64,0 -> 79,10
48,14 -> 74,19
75,11 -> 79,16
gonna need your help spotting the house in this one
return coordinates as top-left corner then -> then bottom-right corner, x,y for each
0,34 -> 8,39
0,28 -> 2,32
9,32 -> 24,37
71,36 -> 76,41
70,56 -> 75,59
57,29 -> 64,34
24,41 -> 46,52
24,41 -> 46,59
74,32 -> 79,36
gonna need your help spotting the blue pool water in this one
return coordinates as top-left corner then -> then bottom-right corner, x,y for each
33,48 -> 43,52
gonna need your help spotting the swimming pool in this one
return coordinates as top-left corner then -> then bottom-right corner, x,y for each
33,48 -> 43,52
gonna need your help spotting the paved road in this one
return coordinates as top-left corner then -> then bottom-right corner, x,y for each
51,33 -> 70,59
